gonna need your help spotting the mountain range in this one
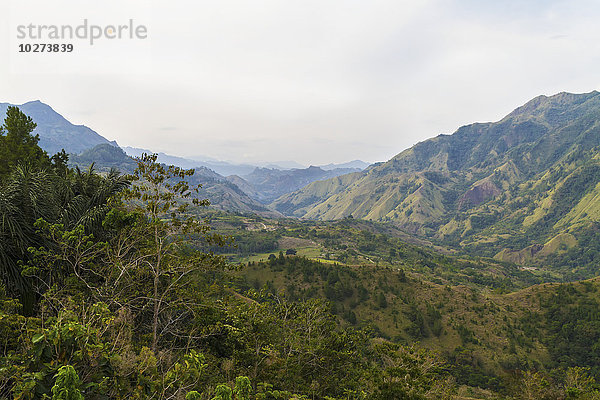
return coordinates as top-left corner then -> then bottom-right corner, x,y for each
68,143 -> 283,217
122,146 -> 261,176
7,93 -> 600,396
0,100 -> 366,217
6,93 -> 600,275
227,166 -> 363,204
122,146 -> 368,176
272,91 -> 600,278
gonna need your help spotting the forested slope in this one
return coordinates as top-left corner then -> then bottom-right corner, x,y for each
273,91 -> 600,277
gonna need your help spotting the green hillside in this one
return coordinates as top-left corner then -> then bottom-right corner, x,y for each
237,256 -> 600,394
272,91 -> 600,277
6,104 -> 600,399
197,209 -> 600,395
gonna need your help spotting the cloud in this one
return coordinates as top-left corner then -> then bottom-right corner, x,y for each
1,0 -> 600,165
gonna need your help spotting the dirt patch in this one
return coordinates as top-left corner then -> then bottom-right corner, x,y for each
458,180 -> 501,210
278,236 -> 316,249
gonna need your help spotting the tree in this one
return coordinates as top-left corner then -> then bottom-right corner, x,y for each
0,165 -> 58,311
212,384 -> 232,400
51,365 -> 84,400
0,107 -> 129,314
516,371 -> 553,400
371,342 -> 454,400
229,294 -> 366,398
17,154 -> 227,399
0,106 -> 50,180
186,391 -> 202,400
234,376 -> 252,400
115,153 -> 227,352
377,292 -> 388,309
0,164 -> 129,314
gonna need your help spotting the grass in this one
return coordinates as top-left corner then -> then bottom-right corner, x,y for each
228,244 -> 324,264
234,256 -> 570,380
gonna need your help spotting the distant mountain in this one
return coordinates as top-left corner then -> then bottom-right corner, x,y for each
261,160 -> 306,170
123,146 -> 258,176
225,174 -> 262,200
70,143 -> 137,172
228,165 -> 362,204
318,160 -> 370,171
122,147 -> 369,176
186,170 -> 282,217
272,91 -> 600,278
0,104 -> 279,216
0,100 -> 117,155
71,144 -> 281,218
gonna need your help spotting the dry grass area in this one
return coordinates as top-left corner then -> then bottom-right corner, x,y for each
277,236 -> 316,249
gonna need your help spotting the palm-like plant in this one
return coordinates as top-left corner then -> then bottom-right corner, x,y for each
60,165 -> 130,233
0,163 -> 129,313
0,165 -> 57,311
0,106 -> 130,313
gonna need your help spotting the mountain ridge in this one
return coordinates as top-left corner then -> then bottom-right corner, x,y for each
0,101 -> 361,218
271,90 -> 600,277
70,143 -> 282,218
0,100 -> 117,155
233,165 -> 363,204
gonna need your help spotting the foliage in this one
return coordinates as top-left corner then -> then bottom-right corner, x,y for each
51,365 -> 84,400
212,384 -> 233,400
6,106 -> 600,399
117,153 -> 228,352
234,376 -> 252,400
0,107 -> 129,314
541,284 -> 600,375
0,106 -> 50,179
369,342 -> 455,400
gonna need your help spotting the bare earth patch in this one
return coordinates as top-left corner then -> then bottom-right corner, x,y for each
278,236 -> 316,249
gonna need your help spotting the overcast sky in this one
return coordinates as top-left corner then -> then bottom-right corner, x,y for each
2,0 -> 600,166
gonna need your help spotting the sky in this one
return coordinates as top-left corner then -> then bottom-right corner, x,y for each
1,0 -> 600,166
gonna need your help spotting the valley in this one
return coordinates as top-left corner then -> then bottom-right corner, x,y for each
3,92 -> 600,398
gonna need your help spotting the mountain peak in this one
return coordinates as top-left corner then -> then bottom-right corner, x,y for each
23,99 -> 45,105
274,89 -> 600,234
0,101 -> 113,155
19,100 -> 58,113
505,90 -> 600,122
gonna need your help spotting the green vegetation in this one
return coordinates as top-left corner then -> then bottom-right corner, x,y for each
5,105 -> 600,399
271,91 -> 600,281
0,108 -> 453,399
235,256 -> 600,397
0,105 -> 51,179
51,366 -> 84,400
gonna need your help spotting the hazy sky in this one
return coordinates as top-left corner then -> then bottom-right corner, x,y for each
2,0 -> 600,166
